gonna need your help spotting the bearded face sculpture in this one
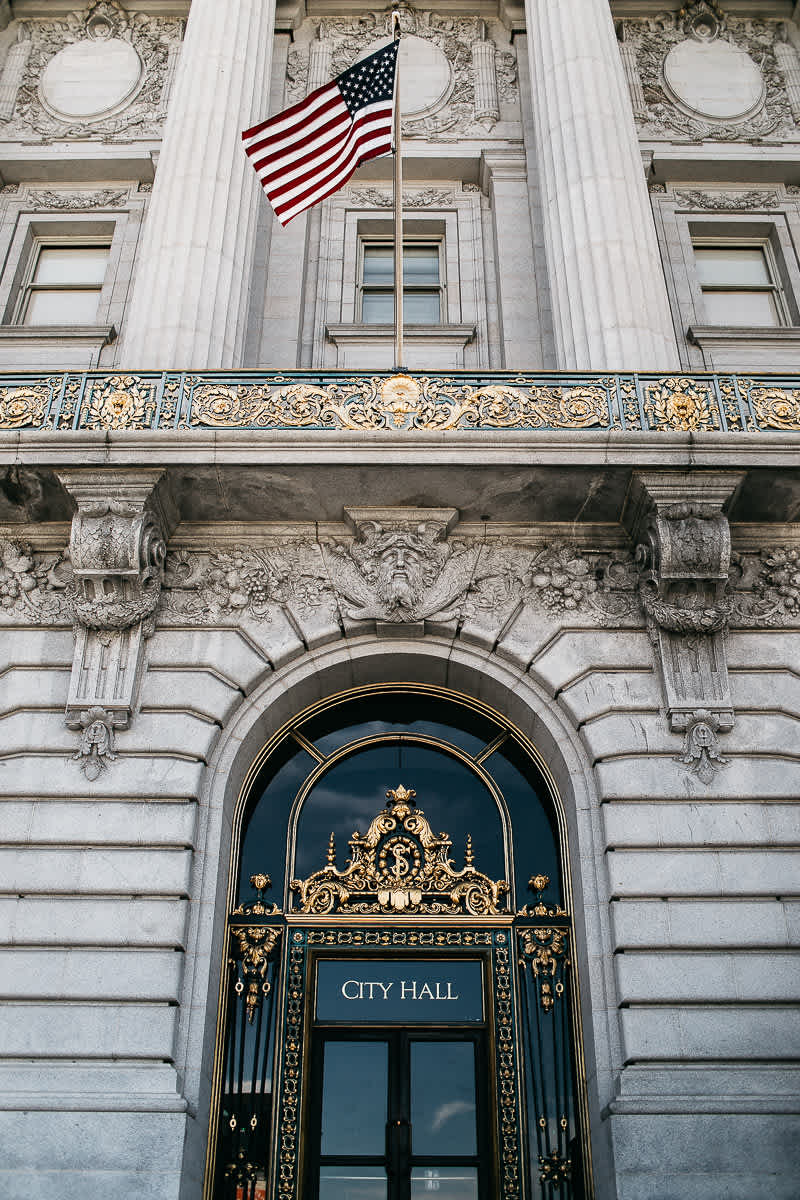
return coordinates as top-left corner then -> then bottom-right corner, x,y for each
328,515 -> 475,624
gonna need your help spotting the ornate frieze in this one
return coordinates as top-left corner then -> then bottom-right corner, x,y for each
348,187 -> 456,208
0,2 -> 184,141
159,523 -> 641,633
619,5 -> 795,141
286,7 -> 517,141
25,188 -> 128,211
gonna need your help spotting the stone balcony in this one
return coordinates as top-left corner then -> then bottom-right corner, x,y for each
1,369 -> 799,528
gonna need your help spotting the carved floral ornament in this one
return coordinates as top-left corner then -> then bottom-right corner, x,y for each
290,784 -> 509,915
618,2 -> 796,142
0,1 -> 184,139
286,7 -> 517,139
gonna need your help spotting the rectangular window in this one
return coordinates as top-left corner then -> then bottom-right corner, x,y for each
18,242 -> 110,325
360,241 -> 442,324
693,242 -> 784,327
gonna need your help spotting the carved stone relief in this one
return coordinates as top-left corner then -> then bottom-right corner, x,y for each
158,518 -> 642,634
619,4 -> 796,141
285,8 -> 517,141
55,469 -> 177,771
25,188 -> 128,211
630,471 -> 746,782
673,189 -> 782,211
0,1 -> 184,141
348,188 -> 456,208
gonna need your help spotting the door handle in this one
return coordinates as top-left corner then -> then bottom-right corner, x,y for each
387,1117 -> 411,1175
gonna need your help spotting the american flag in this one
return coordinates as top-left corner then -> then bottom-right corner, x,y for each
242,40 -> 399,228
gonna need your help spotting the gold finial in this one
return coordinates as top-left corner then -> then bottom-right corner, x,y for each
529,872 -> 549,896
465,834 -> 474,866
326,832 -> 336,866
250,872 -> 272,896
386,784 -> 417,806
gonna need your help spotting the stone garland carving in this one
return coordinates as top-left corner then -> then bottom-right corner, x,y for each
3,538 -> 800,634
348,187 -> 456,208
3,2 -> 184,141
0,538 -> 73,620
159,532 -> 642,632
68,704 -> 122,780
620,9 -> 794,141
674,708 -> 729,784
26,188 -> 128,211
674,189 -> 782,211
286,8 -> 516,140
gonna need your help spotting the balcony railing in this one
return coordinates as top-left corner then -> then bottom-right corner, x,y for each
0,369 -> 799,433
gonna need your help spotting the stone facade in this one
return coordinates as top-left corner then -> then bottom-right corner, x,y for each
0,2 -> 799,1200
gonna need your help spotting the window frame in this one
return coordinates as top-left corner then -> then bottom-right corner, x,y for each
13,235 -> 112,327
691,235 -> 788,328
357,235 -> 446,325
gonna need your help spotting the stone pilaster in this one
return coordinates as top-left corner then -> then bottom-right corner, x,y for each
524,0 -> 680,370
120,0 -> 276,368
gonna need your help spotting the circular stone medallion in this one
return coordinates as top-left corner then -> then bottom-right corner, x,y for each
41,37 -> 143,122
663,37 -> 765,121
364,35 -> 452,118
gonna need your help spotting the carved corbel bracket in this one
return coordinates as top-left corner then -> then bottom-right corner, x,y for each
57,468 -> 176,734
627,471 -> 744,736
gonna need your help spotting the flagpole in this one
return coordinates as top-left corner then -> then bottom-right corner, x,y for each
392,11 -> 403,370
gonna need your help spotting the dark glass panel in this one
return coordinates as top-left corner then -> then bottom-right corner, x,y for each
485,736 -> 560,909
299,694 -> 501,758
410,1042 -> 477,1156
320,1041 -> 388,1157
237,738 -> 315,904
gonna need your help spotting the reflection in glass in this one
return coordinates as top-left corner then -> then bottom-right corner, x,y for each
319,1166 -> 387,1200
410,1167 -> 479,1198
411,1042 -> 477,1157
320,1042 -> 387,1156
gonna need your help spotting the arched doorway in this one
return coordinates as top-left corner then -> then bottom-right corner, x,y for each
204,686 -> 592,1200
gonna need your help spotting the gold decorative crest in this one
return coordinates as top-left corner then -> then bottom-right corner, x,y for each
290,783 -> 509,916
0,385 -> 49,428
643,377 -> 719,432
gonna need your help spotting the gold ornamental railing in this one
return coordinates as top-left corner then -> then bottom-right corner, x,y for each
0,369 -> 799,433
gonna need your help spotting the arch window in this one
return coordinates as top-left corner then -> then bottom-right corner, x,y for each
206,687 -> 590,1200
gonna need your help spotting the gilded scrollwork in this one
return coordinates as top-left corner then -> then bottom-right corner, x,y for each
290,784 -> 509,916
188,374 -> 613,433
231,925 -> 281,1023
518,927 -> 570,1013
0,385 -> 51,428
747,386 -> 800,431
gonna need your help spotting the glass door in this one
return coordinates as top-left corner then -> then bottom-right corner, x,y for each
309,1031 -> 489,1200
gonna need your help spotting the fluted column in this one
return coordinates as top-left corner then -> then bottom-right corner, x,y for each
525,0 -> 679,370
121,0 -> 275,368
